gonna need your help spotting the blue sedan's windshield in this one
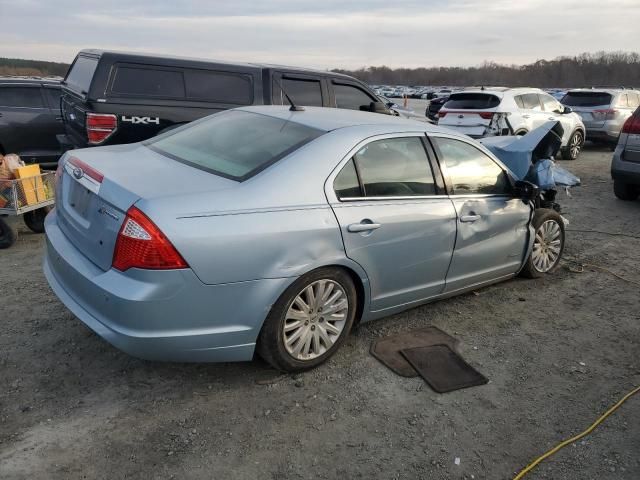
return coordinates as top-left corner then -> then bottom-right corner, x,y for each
147,110 -> 324,181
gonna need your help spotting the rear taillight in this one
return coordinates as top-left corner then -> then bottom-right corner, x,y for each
478,112 -> 495,120
438,110 -> 494,119
112,206 -> 188,271
438,110 -> 447,118
593,109 -> 618,121
622,114 -> 640,134
86,112 -> 117,145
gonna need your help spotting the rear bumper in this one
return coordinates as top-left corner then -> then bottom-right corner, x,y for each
43,209 -> 293,362
611,145 -> 640,185
585,126 -> 619,142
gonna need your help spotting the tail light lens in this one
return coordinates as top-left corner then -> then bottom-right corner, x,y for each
86,113 -> 117,145
438,110 -> 494,120
112,207 -> 188,271
622,114 -> 640,134
438,110 -> 448,118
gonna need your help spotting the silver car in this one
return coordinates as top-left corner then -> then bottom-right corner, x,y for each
611,106 -> 640,200
562,88 -> 640,147
44,106 -> 566,372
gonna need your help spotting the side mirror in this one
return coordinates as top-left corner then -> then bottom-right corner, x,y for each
562,106 -> 573,114
365,101 -> 393,115
513,180 -> 539,202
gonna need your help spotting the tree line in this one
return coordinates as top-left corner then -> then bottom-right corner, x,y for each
332,52 -> 640,88
0,57 -> 69,77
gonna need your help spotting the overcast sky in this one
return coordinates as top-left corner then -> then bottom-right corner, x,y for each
0,0 -> 638,69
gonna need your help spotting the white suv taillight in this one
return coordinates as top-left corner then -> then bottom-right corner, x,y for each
112,206 -> 188,271
86,112 -> 117,145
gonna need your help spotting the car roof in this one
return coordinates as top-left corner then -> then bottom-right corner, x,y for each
236,105 -> 451,134
455,87 -> 543,97
566,88 -> 639,95
77,49 -> 357,80
0,76 -> 62,85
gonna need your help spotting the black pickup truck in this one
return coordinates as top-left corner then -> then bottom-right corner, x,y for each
59,50 -> 389,151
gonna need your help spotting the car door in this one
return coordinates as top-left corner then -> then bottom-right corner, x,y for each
40,85 -> 65,157
430,135 -> 532,293
327,134 -> 458,312
0,84 -> 51,159
539,93 -> 571,144
519,93 -> 546,132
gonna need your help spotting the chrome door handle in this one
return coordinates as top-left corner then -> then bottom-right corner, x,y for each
548,117 -> 556,121
522,114 -> 530,119
460,214 -> 481,223
348,222 -> 381,233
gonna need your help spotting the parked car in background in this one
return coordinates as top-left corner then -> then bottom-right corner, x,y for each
44,106 -> 562,372
611,106 -> 640,200
58,50 -> 390,152
437,87 -> 586,160
426,95 -> 450,121
561,88 -> 640,148
0,77 -> 64,168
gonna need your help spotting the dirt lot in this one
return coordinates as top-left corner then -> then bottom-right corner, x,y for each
1,146 -> 639,480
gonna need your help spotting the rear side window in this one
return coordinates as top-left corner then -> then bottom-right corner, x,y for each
514,96 -> 525,108
628,93 -> 640,108
276,78 -> 323,107
444,93 -> 500,109
64,56 -> 98,94
561,92 -> 613,107
184,70 -> 253,105
520,93 -> 542,110
615,94 -> 629,108
432,137 -> 510,195
111,66 -> 185,98
146,110 -> 323,181
350,137 -> 436,197
540,94 -> 561,112
333,83 -> 375,110
0,87 -> 45,108
333,160 -> 362,199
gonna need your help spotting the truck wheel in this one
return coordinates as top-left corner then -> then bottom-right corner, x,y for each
0,217 -> 17,249
561,131 -> 584,160
613,180 -> 639,201
257,267 -> 357,372
520,209 -> 565,279
23,206 -> 51,233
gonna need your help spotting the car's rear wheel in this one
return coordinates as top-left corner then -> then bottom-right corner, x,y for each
613,180 -> 640,201
0,217 -> 18,249
561,130 -> 584,160
257,267 -> 357,372
521,209 -> 565,278
23,206 -> 51,233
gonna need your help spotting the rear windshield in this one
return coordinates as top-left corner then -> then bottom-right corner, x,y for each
146,110 -> 323,181
443,93 -> 500,109
561,92 -> 613,107
64,56 -> 98,94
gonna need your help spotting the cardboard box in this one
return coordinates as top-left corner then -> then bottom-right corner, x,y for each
15,164 -> 45,206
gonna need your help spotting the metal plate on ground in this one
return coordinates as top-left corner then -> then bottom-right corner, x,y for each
400,344 -> 488,393
370,326 -> 460,377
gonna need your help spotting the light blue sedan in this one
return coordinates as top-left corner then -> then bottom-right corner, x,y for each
44,106 -> 565,371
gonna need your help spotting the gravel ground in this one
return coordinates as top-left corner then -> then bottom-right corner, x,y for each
1,145 -> 639,480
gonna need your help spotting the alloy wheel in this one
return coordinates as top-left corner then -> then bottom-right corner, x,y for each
531,219 -> 563,272
570,132 -> 583,159
283,279 -> 349,361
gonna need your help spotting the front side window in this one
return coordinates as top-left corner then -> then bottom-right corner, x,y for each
275,78 -> 323,107
335,137 -> 436,198
333,83 -> 375,110
432,137 -> 510,195
0,87 -> 45,108
44,88 -> 62,109
147,110 -> 323,181
540,94 -> 561,112
111,66 -> 185,98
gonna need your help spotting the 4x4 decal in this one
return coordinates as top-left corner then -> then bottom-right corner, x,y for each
121,116 -> 160,125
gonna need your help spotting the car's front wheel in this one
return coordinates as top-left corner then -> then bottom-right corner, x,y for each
561,130 -> 584,160
613,180 -> 639,201
521,209 -> 565,278
258,267 -> 357,372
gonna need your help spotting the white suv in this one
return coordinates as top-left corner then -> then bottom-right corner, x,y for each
437,87 -> 586,160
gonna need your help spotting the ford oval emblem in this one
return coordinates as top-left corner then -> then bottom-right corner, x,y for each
458,114 -> 464,119
73,167 -> 84,180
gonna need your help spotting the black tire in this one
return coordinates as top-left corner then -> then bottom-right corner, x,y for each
613,180 -> 639,201
23,206 -> 51,233
0,217 -> 18,249
561,130 -> 584,160
520,209 -> 565,279
515,130 -> 528,136
257,267 -> 358,372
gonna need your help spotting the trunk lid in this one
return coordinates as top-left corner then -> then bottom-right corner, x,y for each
55,143 -> 236,271
437,92 -> 502,136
